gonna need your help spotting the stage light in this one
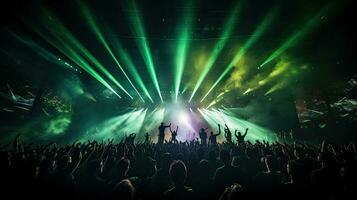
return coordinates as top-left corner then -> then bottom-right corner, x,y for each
200,7 -> 277,102
127,0 -> 163,102
199,108 -> 276,143
179,111 -> 189,124
259,4 -> 330,69
174,1 -> 194,102
25,19 -> 122,98
36,8 -> 133,98
9,31 -> 79,73
111,37 -> 154,103
79,2 -> 144,102
189,4 -> 241,102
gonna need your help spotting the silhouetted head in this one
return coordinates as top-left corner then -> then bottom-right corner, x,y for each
161,122 -> 164,126
169,160 -> 187,186
113,179 -> 136,200
220,150 -> 231,166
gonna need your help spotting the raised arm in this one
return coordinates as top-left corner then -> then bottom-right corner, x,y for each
235,129 -> 239,138
225,124 -> 231,133
243,128 -> 248,137
214,124 -> 221,136
169,126 -> 173,134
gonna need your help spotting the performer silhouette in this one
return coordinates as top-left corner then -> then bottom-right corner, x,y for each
170,125 -> 179,144
144,132 -> 150,143
199,127 -> 208,145
158,122 -> 171,145
209,124 -> 221,145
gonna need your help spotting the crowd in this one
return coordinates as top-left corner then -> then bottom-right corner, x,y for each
0,123 -> 356,200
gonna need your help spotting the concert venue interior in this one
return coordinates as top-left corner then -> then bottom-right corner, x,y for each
0,0 -> 355,199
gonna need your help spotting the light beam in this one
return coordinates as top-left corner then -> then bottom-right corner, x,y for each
200,7 -> 277,102
189,4 -> 241,102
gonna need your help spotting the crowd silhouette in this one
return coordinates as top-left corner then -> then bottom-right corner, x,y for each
0,122 -> 356,200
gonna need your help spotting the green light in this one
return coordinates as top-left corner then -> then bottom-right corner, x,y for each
82,109 -> 140,141
79,2 -> 144,102
174,1 -> 194,102
120,108 -> 148,134
40,8 -> 133,99
140,107 -> 165,139
127,0 -> 163,102
9,31 -> 79,73
189,4 -> 241,102
200,108 -> 275,143
23,18 -> 122,98
201,7 -> 277,102
259,5 -> 330,68
46,114 -> 71,135
110,37 -> 154,103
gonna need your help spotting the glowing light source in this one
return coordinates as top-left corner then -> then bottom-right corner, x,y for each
179,111 -> 189,124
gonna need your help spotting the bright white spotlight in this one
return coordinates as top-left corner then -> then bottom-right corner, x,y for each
179,111 -> 189,124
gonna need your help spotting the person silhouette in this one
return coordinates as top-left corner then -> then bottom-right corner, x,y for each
144,132 -> 150,144
235,128 -> 248,145
158,122 -> 171,145
209,124 -> 221,145
199,128 -> 208,145
164,160 -> 194,200
224,124 -> 232,144
170,126 -> 179,144
125,133 -> 136,144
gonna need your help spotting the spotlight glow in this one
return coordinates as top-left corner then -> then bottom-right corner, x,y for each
179,111 -> 189,124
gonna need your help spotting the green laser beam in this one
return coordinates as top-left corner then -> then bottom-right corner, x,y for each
26,22 -> 121,98
110,36 -> 154,103
8,31 -> 79,73
189,4 -> 241,102
79,1 -> 144,102
174,1 -> 194,102
22,16 -> 122,98
127,0 -> 163,102
200,7 -> 277,102
40,8 -> 133,99
259,5 -> 330,68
